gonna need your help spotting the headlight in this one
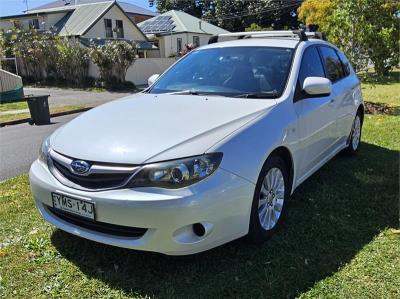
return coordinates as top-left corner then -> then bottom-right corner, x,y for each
128,153 -> 223,189
38,136 -> 51,164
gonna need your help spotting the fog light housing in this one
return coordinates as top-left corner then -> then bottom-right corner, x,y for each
192,223 -> 206,237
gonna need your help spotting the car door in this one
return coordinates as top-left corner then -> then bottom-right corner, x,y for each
293,46 -> 338,181
318,46 -> 352,146
335,50 -> 360,143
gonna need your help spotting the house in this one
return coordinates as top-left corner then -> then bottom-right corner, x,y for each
138,10 -> 229,58
25,0 -> 158,24
0,1 -> 155,55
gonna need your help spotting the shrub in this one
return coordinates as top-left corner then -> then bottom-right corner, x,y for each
1,28 -> 91,87
89,40 -> 137,87
56,39 -> 90,85
5,28 -> 59,82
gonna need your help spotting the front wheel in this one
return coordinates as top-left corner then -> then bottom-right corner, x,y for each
248,156 -> 289,243
345,112 -> 362,155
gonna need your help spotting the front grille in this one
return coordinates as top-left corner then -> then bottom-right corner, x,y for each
48,150 -> 139,191
47,206 -> 148,238
52,159 -> 132,189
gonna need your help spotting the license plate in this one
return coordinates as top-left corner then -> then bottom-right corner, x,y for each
52,193 -> 95,220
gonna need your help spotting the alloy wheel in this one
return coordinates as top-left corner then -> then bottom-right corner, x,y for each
352,115 -> 361,150
258,167 -> 285,230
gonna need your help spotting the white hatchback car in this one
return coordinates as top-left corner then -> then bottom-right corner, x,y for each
30,31 -> 364,255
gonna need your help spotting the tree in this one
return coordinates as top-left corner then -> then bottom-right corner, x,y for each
151,0 -> 301,31
297,0 -> 336,31
245,23 -> 268,32
90,41 -> 137,87
327,0 -> 399,75
152,0 -> 206,18
57,40 -> 89,85
298,0 -> 399,76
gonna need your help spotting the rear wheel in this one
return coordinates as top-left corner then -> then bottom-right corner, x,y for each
345,112 -> 362,155
248,156 -> 289,243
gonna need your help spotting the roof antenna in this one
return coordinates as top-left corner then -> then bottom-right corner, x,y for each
62,0 -> 71,5
22,0 -> 29,11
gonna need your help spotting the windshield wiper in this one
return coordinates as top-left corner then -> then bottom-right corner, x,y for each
168,90 -> 201,95
232,91 -> 279,99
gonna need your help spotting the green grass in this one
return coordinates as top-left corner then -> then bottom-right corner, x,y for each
0,101 -> 28,112
361,70 -> 400,108
0,112 -> 398,298
0,105 -> 87,123
1,71 -> 399,298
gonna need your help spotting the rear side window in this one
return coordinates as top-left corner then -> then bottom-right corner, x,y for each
319,46 -> 345,82
337,51 -> 351,76
298,46 -> 325,88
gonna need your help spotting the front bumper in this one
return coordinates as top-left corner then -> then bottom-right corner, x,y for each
29,159 -> 255,255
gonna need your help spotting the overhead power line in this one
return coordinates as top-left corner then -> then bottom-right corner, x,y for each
203,1 -> 302,22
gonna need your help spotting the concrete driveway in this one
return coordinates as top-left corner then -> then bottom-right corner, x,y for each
24,87 -> 133,107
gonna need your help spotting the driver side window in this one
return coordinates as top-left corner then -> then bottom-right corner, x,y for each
295,46 -> 326,101
298,47 -> 325,88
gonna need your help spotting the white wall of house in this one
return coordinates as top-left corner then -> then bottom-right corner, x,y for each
0,20 -> 14,31
159,33 -> 212,57
0,12 -> 67,31
88,57 -> 176,86
83,5 -> 145,41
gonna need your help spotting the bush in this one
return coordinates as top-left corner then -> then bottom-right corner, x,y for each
1,28 -> 91,87
298,0 -> 400,76
89,40 -> 137,87
56,40 -> 90,85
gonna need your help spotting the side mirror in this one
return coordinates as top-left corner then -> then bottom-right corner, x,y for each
148,74 -> 160,86
303,77 -> 332,96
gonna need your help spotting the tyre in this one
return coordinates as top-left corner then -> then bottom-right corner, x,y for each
344,111 -> 362,155
248,155 -> 289,243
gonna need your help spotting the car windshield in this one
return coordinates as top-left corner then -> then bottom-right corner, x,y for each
149,46 -> 294,98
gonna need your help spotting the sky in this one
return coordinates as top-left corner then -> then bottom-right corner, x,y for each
0,0 -> 156,17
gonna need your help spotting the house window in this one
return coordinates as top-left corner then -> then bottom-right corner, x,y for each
13,20 -> 22,29
104,18 -> 113,38
116,20 -> 124,38
193,36 -> 199,46
29,18 -> 40,29
177,38 -> 182,53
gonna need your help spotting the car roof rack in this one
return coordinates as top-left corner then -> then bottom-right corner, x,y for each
208,30 -> 326,44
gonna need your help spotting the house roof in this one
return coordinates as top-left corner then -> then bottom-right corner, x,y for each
51,1 -> 147,40
0,1 -> 148,42
27,0 -> 157,16
138,10 -> 229,35
58,1 -> 113,36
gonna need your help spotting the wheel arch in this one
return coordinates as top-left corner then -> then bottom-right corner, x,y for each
268,146 -> 295,194
357,104 -> 365,124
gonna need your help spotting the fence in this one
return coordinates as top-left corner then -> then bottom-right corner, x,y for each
88,58 -> 176,86
0,68 -> 24,103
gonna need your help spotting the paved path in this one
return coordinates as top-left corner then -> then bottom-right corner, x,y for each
24,87 -> 133,107
0,113 -> 79,181
1,87 -> 133,116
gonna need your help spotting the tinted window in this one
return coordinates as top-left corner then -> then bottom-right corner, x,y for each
337,51 -> 351,76
320,46 -> 344,82
298,47 -> 325,88
150,47 -> 294,98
